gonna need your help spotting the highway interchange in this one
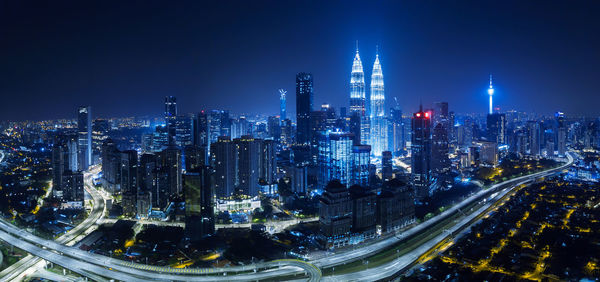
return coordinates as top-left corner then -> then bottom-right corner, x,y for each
0,153 -> 573,281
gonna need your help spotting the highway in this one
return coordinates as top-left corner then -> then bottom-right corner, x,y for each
0,166 -> 106,282
322,153 -> 574,281
0,154 -> 572,282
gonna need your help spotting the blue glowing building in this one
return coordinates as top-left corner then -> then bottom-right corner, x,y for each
369,50 -> 388,157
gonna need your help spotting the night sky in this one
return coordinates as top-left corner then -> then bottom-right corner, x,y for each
1,1 -> 599,121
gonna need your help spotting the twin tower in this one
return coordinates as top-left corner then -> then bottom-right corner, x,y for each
349,45 -> 387,157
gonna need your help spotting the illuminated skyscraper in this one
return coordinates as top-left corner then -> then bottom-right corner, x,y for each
411,106 -> 432,199
349,45 -> 368,144
369,50 -> 388,156
184,166 -> 215,241
555,111 -> 567,156
164,96 -> 177,144
351,144 -> 371,187
296,73 -> 313,145
329,132 -> 354,186
77,106 -> 92,170
279,89 -> 287,121
210,136 -> 236,198
487,113 -> 507,145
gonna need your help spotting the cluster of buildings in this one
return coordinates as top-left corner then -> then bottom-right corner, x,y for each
51,106 -> 92,208
319,179 -> 414,248
44,44 -> 600,247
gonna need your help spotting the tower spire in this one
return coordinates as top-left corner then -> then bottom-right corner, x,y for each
356,40 -> 359,53
487,73 -> 495,114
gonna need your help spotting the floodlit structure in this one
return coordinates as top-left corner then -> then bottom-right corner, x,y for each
487,74 -> 494,115
369,50 -> 388,156
349,43 -> 369,144
279,88 -> 287,121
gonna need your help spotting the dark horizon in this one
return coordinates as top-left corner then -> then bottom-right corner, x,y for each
1,1 -> 599,121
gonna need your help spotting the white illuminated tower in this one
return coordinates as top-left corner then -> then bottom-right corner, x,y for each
369,48 -> 388,157
488,74 -> 494,114
349,42 -> 369,144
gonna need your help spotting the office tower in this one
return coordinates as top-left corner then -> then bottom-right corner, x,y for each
377,179 -> 415,233
267,116 -> 281,141
164,96 -> 177,144
487,113 -> 507,145
61,170 -> 84,206
219,111 -> 232,138
448,111 -> 456,144
316,133 -> 332,188
207,110 -> 223,145
487,75 -> 494,114
349,46 -> 369,145
310,110 -> 328,164
209,137 -> 235,201
478,141 -> 498,165
349,186 -> 377,236
340,107 -> 347,118
260,139 -> 277,184
101,139 -> 121,193
279,89 -> 287,121
234,135 -> 261,196
52,134 -> 78,193
433,102 -> 449,128
119,150 -> 138,195
389,107 -> 404,155
52,142 -> 65,192
184,167 -> 215,241
351,145 -> 371,187
136,190 -> 152,219
369,51 -> 388,156
175,114 -> 194,147
193,111 -> 208,147
527,121 -> 541,156
149,125 -> 169,152
319,180 -> 352,249
184,145 -> 207,172
139,153 -> 157,195
280,119 -> 293,147
154,170 -> 170,209
382,151 -> 393,181
291,164 -> 308,195
157,145 -> 182,196
329,132 -> 354,186
432,123 -> 450,173
556,112 -> 567,156
411,107 -> 432,199
296,72 -> 313,145
513,129 -> 528,155
349,113 -> 362,145
92,118 -> 109,159
77,106 -> 92,170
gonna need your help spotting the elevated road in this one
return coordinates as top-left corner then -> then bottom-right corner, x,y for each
0,166 -> 105,282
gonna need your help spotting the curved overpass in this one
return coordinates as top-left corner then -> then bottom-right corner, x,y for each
0,166 -> 105,281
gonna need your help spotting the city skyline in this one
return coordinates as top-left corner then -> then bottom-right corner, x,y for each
2,1 -> 600,121
1,2 -> 599,281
